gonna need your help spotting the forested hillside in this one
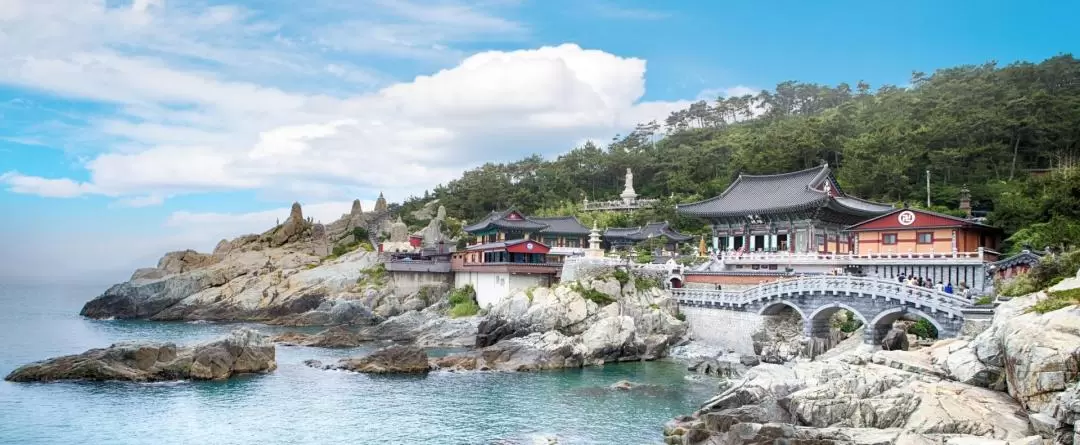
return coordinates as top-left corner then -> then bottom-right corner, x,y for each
394,55 -> 1080,253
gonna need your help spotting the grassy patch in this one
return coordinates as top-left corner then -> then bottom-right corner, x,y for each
634,275 -> 660,290
974,295 -> 994,305
303,263 -> 319,270
674,311 -> 686,322
570,282 -> 616,306
648,303 -> 660,310
1028,287 -> 1080,314
356,263 -> 389,287
448,284 -> 478,317
525,286 -> 536,303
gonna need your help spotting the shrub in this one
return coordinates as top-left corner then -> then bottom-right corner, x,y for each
974,295 -> 994,305
674,311 -> 686,322
611,269 -> 631,286
570,282 -> 616,306
997,274 -> 1040,297
525,286 -> 536,303
1029,287 -> 1080,314
909,318 -> 938,339
356,263 -> 389,286
448,285 -> 476,306
635,252 -> 654,264
449,300 -> 480,318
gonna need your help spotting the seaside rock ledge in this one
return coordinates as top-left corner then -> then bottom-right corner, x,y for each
310,344 -> 431,374
4,328 -> 277,382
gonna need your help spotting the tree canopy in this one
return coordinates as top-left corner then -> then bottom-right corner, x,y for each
394,55 -> 1080,253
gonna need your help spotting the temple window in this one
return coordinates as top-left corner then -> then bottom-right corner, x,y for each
882,233 -> 898,245
917,232 -> 933,244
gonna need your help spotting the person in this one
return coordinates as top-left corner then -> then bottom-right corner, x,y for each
935,281 -> 944,292
944,282 -> 954,294
898,274 -> 906,283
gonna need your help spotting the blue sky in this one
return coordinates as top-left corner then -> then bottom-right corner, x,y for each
0,0 -> 1076,282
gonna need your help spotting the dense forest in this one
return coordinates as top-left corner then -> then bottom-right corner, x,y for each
393,55 -> 1080,254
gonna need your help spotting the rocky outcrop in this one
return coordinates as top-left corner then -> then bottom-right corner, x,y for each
436,273 -> 687,371
880,323 -> 910,351
665,277 -> 1080,445
269,202 -> 309,247
316,345 -> 430,374
272,326 -> 365,348
5,329 -> 276,382
664,353 -> 1034,444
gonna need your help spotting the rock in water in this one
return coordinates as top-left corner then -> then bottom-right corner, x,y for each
5,328 -> 276,382
333,345 -> 430,374
272,326 -> 365,348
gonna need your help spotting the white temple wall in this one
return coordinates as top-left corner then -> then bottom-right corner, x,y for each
454,272 -> 551,308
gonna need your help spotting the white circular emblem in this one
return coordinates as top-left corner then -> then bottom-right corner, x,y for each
526,242 -> 534,250
897,211 -> 916,226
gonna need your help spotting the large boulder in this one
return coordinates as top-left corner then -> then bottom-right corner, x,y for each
328,345 -> 430,374
434,331 -> 584,372
5,328 -> 276,382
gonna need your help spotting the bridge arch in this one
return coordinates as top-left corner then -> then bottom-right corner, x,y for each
805,302 -> 868,338
868,306 -> 946,344
758,300 -> 807,319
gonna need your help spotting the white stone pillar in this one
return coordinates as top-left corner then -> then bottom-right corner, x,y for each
727,237 -> 735,251
749,235 -> 756,251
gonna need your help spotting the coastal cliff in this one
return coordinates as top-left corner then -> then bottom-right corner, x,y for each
664,274 -> 1080,445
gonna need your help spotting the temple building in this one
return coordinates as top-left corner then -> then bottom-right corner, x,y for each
845,208 -> 1002,256
677,164 -> 894,254
603,222 -> 694,254
989,249 -> 1044,281
455,209 -> 590,306
582,168 -> 660,211
676,165 -> 1000,293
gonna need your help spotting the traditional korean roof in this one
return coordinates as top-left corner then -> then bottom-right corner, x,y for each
604,221 -> 694,242
990,250 -> 1044,270
676,165 -> 893,219
462,209 -> 548,233
465,239 -> 550,253
532,216 -> 591,235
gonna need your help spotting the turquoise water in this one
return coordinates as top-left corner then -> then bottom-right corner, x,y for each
0,282 -> 715,444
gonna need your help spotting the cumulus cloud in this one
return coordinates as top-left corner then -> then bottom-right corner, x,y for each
1,39 -> 690,205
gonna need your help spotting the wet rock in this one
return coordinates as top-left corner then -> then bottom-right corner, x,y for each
5,328 -> 275,382
272,326 -> 365,348
332,345 -> 430,374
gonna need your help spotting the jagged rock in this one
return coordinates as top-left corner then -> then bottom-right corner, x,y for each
270,202 -> 308,247
927,339 -> 1005,390
374,193 -> 387,213
434,331 -> 583,372
330,345 -> 430,374
5,328 -> 275,382
268,299 -> 379,327
272,326 -> 364,348
357,306 -> 479,348
881,326 -> 910,351
158,249 -> 219,275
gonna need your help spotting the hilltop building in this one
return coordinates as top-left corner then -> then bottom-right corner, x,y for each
582,168 -> 660,212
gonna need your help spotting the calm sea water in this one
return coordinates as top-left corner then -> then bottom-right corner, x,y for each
0,282 -> 715,445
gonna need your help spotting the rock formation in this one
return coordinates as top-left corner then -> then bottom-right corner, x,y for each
272,326 -> 365,348
374,192 -> 388,214
314,345 -> 431,374
269,202 -> 309,247
5,328 -> 276,382
433,271 -> 687,371
664,277 -> 1080,445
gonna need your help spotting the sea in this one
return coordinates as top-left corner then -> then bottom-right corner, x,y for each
0,281 -> 717,445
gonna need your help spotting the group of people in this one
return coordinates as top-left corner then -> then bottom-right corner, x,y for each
899,274 -> 971,298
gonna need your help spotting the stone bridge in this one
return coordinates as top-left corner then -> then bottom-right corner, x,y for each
671,275 -> 974,345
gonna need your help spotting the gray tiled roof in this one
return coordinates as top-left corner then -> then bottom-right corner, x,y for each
990,250 -> 1043,269
533,216 -> 590,235
677,165 -> 892,219
463,209 -> 548,233
604,222 -> 693,242
466,239 -> 544,251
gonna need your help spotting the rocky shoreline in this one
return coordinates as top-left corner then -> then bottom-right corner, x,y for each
663,275 -> 1080,445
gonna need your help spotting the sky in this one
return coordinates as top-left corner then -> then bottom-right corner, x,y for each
0,0 -> 1077,283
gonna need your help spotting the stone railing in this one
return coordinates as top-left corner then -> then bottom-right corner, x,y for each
582,198 -> 661,211
717,248 -> 986,265
672,275 -> 972,318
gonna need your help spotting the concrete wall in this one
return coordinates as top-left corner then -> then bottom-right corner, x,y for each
390,271 -> 454,296
680,306 -> 763,355
454,272 -> 550,309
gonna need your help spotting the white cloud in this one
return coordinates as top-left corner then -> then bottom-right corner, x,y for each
0,172 -> 99,197
1,41 -> 690,205
697,85 -> 762,100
